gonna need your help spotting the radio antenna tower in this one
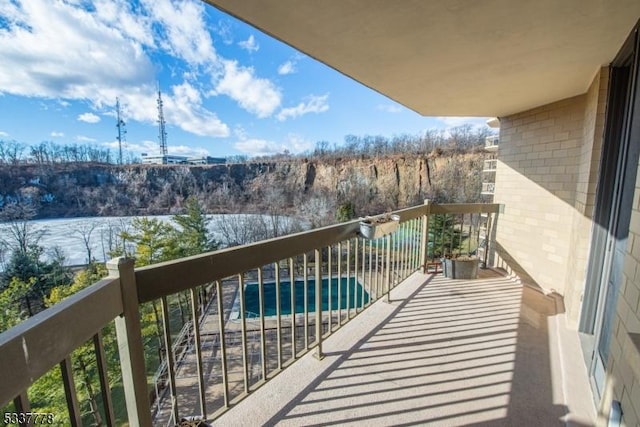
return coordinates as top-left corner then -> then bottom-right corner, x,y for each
115,97 -> 126,165
157,85 -> 168,156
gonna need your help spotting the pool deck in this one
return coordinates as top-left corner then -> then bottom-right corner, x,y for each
211,269 -> 596,426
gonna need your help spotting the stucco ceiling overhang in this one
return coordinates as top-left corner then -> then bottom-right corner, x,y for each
204,0 -> 640,118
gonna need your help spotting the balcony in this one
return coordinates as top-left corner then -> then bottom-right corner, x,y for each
481,182 -> 496,195
485,135 -> 499,152
483,159 -> 498,172
0,202 -> 594,426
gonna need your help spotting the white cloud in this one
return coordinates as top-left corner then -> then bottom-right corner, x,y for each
0,131 -> 9,137
377,104 -> 403,113
216,60 -> 282,118
213,19 -> 234,45
78,112 -> 101,123
0,0 -> 154,102
277,94 -> 329,122
51,131 -> 64,137
166,82 -> 229,137
233,133 -> 313,157
234,138 -> 281,157
238,35 -> 259,52
140,0 -> 217,66
286,133 -> 314,153
76,135 -> 97,142
277,60 -> 296,75
0,0 -> 280,137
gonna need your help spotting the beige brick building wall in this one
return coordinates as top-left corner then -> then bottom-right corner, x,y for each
602,161 -> 640,425
493,68 -> 608,326
494,66 -> 640,425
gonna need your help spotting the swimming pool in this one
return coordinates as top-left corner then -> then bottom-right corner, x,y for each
242,277 -> 369,317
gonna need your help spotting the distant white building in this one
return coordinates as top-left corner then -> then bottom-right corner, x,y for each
140,153 -> 226,165
141,153 -> 188,165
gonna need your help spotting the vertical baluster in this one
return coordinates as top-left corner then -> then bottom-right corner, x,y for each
396,222 -> 407,283
93,331 -> 115,426
289,258 -> 297,359
410,219 -> 415,270
360,237 -> 366,311
60,356 -> 82,426
314,248 -> 324,360
367,239 -> 373,307
188,287 -> 207,419
420,201 -> 430,273
375,237 -> 380,300
275,263 -> 282,370
385,233 -> 392,302
13,391 -> 31,427
337,242 -> 343,326
327,247 -> 333,332
346,239 -> 351,320
160,296 -> 179,423
257,268 -> 267,380
215,280 -> 230,408
465,214 -> 469,255
401,222 -> 409,280
451,215 -> 455,257
303,255 -> 309,349
238,274 -> 250,393
414,218 -> 419,269
353,237 -> 359,316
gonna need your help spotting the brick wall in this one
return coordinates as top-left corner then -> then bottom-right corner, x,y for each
603,119 -> 640,427
494,69 -> 607,326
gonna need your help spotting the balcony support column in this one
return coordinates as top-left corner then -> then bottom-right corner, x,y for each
420,199 -> 431,273
108,257 -> 152,427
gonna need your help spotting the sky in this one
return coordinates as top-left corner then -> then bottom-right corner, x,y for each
0,0 -> 490,159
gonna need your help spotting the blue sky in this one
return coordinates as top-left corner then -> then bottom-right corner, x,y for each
0,0 -> 489,158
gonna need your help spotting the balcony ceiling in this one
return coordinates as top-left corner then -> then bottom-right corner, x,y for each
204,0 -> 640,117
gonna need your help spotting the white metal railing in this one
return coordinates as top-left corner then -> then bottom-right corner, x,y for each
482,182 -> 496,194
0,201 -> 500,426
485,135 -> 499,150
483,159 -> 497,172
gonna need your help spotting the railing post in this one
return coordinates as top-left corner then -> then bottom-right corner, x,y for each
420,199 -> 431,273
107,257 -> 152,427
487,205 -> 502,268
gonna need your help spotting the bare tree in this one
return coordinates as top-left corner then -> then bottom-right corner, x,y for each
72,220 -> 100,264
0,203 -> 44,255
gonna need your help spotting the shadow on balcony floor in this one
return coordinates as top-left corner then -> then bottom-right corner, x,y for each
212,270 -> 595,427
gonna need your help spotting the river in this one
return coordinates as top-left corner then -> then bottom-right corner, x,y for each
0,214 -> 304,266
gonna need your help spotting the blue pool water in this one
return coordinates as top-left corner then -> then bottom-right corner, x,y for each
243,277 -> 369,316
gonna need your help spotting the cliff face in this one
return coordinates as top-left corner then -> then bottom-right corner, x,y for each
0,152 -> 485,219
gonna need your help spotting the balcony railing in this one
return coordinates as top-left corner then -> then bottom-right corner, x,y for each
481,182 -> 496,195
483,159 -> 497,172
485,135 -> 499,151
0,202 -> 500,426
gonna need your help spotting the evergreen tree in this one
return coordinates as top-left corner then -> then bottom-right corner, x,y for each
172,197 -> 218,256
120,217 -> 179,266
428,214 -> 463,258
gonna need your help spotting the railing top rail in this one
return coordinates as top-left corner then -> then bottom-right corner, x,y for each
0,277 -> 122,407
135,202 -> 500,302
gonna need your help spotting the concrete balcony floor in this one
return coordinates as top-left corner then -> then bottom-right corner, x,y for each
213,269 -> 596,427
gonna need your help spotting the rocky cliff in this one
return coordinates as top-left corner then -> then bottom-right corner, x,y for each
0,151 -> 486,220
